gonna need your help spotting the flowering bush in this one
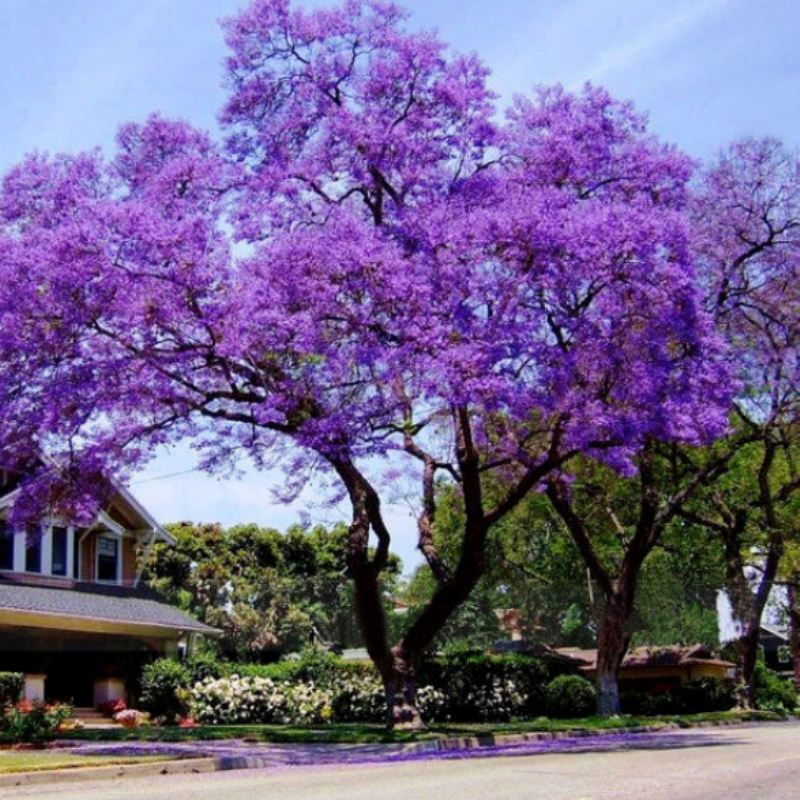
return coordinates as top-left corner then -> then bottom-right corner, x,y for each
114,709 -> 144,728
192,675 -> 315,725
420,654 -> 548,722
97,698 -> 127,717
160,653 -> 554,724
190,673 -> 445,725
329,673 -> 385,723
0,700 -> 72,743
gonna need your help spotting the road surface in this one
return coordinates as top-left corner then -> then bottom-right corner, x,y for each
6,722 -> 800,800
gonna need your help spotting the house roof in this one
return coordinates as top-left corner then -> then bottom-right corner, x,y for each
493,640 -> 589,666
555,645 -> 735,672
0,573 -> 218,637
0,465 -> 174,546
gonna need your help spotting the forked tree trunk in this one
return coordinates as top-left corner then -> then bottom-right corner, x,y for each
346,492 -> 486,729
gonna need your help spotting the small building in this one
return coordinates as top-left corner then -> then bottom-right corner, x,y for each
555,645 -> 735,693
0,470 -> 217,707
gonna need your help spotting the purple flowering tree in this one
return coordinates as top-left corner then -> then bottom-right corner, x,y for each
0,0 -> 729,726
678,138 -> 800,707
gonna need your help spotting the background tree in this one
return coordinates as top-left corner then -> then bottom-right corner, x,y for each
405,474 -> 724,660
142,521 -> 394,659
543,450 -> 728,715
678,138 -> 800,707
0,0 -> 730,726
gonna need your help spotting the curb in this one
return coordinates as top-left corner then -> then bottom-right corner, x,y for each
0,716 -> 784,787
0,757 -> 217,789
401,723 -> 677,755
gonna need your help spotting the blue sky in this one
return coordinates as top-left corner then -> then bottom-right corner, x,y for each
1,0 -> 798,570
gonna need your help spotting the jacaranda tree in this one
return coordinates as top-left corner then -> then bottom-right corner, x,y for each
679,137 -> 800,708
0,0 -> 730,726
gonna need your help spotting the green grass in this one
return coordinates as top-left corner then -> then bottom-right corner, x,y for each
0,751 -> 175,775
56,709 -> 786,746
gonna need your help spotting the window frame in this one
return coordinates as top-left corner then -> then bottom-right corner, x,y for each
95,534 -> 122,584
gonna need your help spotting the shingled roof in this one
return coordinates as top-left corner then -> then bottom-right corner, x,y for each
0,573 -> 218,636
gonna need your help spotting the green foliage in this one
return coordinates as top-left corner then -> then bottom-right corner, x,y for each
632,531 -> 724,648
621,678 -> 735,715
753,662 -> 797,713
545,674 -> 597,718
420,474 -> 725,656
0,701 -> 72,743
419,653 -> 549,721
183,652 -> 554,723
185,651 -> 226,684
141,522 -> 396,661
0,673 -> 23,709
679,678 -> 736,713
139,659 -> 192,724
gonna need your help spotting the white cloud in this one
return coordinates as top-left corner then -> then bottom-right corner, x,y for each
579,0 -> 735,86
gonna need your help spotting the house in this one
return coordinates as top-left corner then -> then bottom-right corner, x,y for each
0,468 -> 217,708
555,645 -> 735,693
759,624 -> 794,678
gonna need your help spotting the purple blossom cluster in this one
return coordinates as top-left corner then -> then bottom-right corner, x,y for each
0,0 -> 796,725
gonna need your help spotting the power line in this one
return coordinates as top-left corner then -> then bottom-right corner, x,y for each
132,468 -> 201,485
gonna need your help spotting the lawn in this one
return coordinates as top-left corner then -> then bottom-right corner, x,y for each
0,751 -> 176,774
56,709 -> 782,745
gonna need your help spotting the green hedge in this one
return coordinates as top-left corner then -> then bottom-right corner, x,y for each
545,674 -> 596,718
0,673 -> 23,709
140,659 -> 192,723
622,677 -> 736,715
419,653 -> 549,722
143,652 -> 553,724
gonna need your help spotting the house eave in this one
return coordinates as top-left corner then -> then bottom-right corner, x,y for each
0,607 -> 219,639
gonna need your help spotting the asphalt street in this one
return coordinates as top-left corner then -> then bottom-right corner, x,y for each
5,722 -> 800,800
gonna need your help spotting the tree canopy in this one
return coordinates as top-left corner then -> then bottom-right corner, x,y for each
0,0 -> 736,725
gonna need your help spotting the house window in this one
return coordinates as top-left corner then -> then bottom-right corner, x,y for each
97,536 -> 120,583
25,525 -> 41,573
51,527 -> 68,577
0,521 -> 12,570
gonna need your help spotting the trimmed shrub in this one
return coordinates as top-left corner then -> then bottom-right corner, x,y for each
140,659 -> 192,724
0,673 -> 23,710
622,678 -> 736,716
545,674 -> 596,718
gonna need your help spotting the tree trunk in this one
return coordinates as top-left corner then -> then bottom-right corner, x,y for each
788,582 -> 800,692
595,593 -> 630,716
383,646 -> 424,729
732,625 -> 760,709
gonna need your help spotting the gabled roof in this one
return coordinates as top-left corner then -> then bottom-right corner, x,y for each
0,573 -> 218,637
0,474 -> 173,545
